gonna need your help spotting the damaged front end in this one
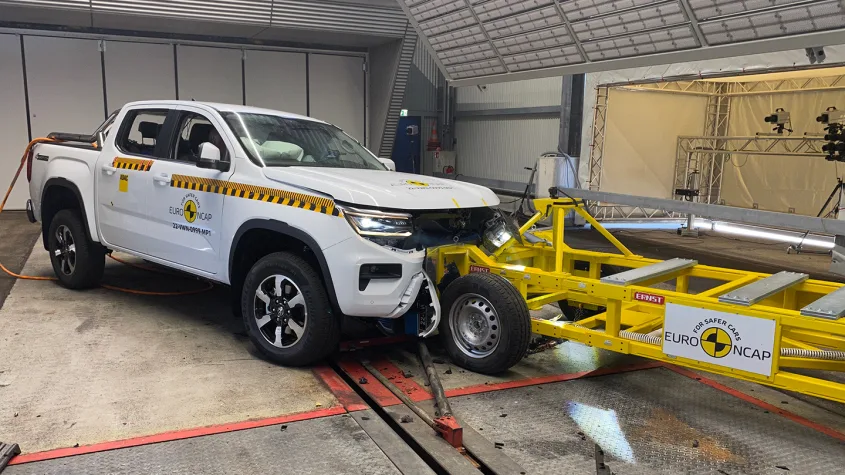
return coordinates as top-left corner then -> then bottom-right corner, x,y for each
340,204 -> 519,338
384,208 -> 520,337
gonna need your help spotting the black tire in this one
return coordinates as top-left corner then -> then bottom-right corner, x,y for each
47,208 -> 104,289
554,264 -> 622,319
241,252 -> 339,366
439,273 -> 531,374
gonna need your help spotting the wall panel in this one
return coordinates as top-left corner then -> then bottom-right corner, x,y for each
309,54 -> 365,142
177,45 -> 243,104
456,117 -> 560,183
24,36 -> 105,139
105,41 -> 176,111
0,34 -> 31,210
244,50 -> 307,115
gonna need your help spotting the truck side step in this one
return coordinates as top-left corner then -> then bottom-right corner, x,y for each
801,285 -> 845,320
601,258 -> 697,286
719,271 -> 808,306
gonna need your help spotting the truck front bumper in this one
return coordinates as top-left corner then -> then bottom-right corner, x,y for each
322,237 -> 441,336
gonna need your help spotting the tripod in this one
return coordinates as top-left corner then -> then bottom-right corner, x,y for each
817,177 -> 845,219
786,178 -> 843,254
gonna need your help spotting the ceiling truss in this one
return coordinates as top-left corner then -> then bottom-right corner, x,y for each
399,0 -> 845,85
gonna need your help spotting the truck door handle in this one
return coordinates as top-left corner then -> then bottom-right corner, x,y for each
101,164 -> 117,175
153,174 -> 171,185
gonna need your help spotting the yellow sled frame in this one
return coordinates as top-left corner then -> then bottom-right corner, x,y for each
431,198 -> 845,403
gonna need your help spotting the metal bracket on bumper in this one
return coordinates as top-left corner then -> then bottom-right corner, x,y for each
382,270 -> 441,338
418,271 -> 441,338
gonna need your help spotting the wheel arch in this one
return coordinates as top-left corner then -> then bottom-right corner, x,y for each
40,178 -> 95,250
229,219 -> 340,312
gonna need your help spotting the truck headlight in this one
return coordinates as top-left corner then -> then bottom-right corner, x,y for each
481,220 -> 512,253
340,206 -> 413,247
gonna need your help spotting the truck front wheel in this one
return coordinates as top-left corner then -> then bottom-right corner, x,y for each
241,252 -> 340,366
439,273 -> 531,374
47,209 -> 105,289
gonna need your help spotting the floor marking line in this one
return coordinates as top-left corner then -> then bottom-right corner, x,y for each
9,406 -> 347,465
662,363 -> 845,443
312,365 -> 369,412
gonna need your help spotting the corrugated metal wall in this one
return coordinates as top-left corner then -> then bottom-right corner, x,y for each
455,116 -> 560,183
455,77 -> 562,184
400,39 -> 444,173
457,77 -> 562,110
0,0 -> 409,37
403,39 -> 440,114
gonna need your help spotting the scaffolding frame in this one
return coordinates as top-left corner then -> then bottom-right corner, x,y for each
587,73 -> 844,219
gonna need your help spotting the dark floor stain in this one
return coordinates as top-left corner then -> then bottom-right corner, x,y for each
75,317 -> 96,333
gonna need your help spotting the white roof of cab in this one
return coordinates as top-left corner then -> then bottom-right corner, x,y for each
123,100 -> 325,124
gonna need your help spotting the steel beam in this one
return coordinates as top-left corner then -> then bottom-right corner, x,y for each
454,105 -> 561,118
559,188 -> 845,235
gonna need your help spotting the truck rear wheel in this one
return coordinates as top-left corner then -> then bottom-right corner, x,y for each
47,209 -> 104,289
439,273 -> 530,374
241,252 -> 339,366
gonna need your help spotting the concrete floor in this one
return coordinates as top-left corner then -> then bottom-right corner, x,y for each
0,211 -> 41,306
0,236 -> 335,453
2,217 -> 845,473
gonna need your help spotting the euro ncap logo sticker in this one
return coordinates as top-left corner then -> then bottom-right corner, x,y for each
183,199 -> 198,223
700,327 -> 732,358
169,193 -> 212,223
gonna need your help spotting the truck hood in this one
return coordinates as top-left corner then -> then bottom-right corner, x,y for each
261,168 -> 500,210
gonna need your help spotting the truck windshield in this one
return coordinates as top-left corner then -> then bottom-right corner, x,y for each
221,112 -> 386,170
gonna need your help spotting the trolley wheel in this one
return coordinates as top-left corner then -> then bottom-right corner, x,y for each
439,273 -> 531,374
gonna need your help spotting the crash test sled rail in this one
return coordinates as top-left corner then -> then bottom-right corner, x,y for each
431,198 -> 845,404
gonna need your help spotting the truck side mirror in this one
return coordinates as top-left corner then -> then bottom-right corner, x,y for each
197,142 -> 230,172
378,157 -> 396,171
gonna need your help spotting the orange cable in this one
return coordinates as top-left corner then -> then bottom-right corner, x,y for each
0,138 -> 213,296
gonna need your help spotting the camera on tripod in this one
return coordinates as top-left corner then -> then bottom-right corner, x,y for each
818,107 -> 845,162
763,108 -> 791,134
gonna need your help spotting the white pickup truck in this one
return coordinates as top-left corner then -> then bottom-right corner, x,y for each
26,100 -> 530,373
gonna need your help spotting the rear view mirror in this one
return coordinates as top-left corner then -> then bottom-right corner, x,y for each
197,142 -> 229,172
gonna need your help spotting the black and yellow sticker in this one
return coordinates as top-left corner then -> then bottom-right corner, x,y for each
113,157 -> 153,171
170,175 -> 342,217
183,199 -> 198,223
701,327 -> 732,358
119,174 -> 129,192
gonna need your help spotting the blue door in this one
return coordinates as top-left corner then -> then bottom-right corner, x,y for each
391,116 -> 422,174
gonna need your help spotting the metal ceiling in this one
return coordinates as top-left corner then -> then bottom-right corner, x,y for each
398,0 -> 845,86
0,0 -> 410,44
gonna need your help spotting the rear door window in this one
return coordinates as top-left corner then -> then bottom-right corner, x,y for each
115,109 -> 169,158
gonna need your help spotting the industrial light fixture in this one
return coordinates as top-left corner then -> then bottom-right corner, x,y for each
483,6 -> 562,40
503,46 -> 583,70
806,46 -> 827,64
570,4 -> 687,42
493,25 -> 573,56
583,26 -> 696,60
700,1 -> 845,45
